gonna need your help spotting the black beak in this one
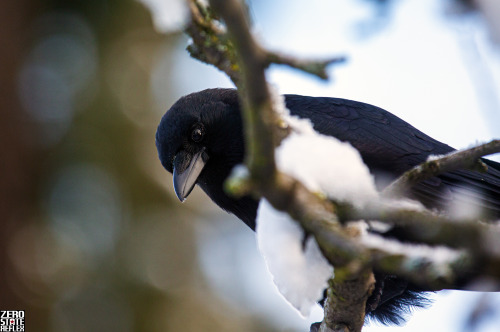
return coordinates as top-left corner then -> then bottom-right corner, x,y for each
173,147 -> 209,202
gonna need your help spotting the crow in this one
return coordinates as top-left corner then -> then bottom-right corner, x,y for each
155,88 -> 500,325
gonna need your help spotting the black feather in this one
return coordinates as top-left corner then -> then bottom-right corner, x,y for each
366,278 -> 432,325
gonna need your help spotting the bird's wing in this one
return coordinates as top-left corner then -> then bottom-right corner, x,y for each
284,95 -> 500,218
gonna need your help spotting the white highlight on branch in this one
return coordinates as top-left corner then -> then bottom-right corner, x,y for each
256,199 -> 333,317
380,198 -> 426,212
355,222 -> 463,277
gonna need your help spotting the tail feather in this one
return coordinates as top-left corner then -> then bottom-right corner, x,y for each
366,280 -> 432,325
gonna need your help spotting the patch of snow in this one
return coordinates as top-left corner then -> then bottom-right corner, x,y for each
256,199 -> 333,317
269,87 -> 379,208
270,86 -> 316,135
426,154 -> 445,162
275,132 -> 379,209
366,220 -> 393,234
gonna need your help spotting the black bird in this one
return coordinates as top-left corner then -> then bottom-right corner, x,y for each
155,88 -> 500,324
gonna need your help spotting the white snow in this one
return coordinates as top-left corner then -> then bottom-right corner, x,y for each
256,199 -> 333,317
426,154 -> 446,162
270,87 -> 379,208
270,89 -> 316,135
366,220 -> 393,234
275,132 -> 379,209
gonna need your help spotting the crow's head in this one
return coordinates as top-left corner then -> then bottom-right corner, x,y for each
156,88 -> 258,228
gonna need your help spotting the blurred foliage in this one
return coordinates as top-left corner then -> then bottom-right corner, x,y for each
1,0 -> 275,331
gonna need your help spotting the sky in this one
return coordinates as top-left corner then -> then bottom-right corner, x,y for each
142,0 -> 500,331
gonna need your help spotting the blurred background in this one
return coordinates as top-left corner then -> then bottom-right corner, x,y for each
1,0 -> 500,331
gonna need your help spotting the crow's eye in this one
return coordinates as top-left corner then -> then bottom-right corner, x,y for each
191,126 -> 204,142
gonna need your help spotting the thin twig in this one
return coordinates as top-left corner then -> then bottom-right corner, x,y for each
384,139 -> 500,197
266,51 -> 346,80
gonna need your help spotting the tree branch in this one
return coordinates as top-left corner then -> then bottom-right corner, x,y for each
384,139 -> 500,197
186,0 -> 346,85
185,0 -> 500,330
337,202 -> 498,253
320,270 -> 375,332
208,0 -> 278,184
207,0 -> 368,330
186,0 -> 241,83
265,51 -> 346,80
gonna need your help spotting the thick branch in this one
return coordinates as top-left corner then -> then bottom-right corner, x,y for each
208,0 -> 367,330
320,271 -> 375,332
186,0 -> 241,83
209,0 -> 277,181
208,0 -> 362,269
384,139 -> 500,197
